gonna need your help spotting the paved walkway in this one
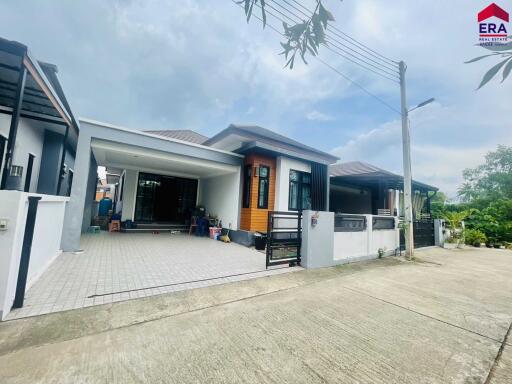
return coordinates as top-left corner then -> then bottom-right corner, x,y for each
7,232 -> 299,319
1,247 -> 511,383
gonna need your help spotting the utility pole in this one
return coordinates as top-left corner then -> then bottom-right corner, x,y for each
399,61 -> 414,259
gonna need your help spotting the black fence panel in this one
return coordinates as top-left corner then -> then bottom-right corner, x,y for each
266,211 -> 301,268
399,219 -> 435,250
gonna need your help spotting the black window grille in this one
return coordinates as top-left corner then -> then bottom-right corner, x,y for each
289,170 -> 311,211
258,166 -> 269,209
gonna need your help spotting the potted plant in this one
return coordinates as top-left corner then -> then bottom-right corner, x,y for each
443,211 -> 468,249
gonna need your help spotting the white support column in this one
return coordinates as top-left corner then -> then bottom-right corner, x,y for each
61,132 -> 92,251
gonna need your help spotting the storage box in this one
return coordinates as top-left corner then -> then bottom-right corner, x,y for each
209,227 -> 222,239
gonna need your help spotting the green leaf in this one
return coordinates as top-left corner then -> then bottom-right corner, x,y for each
464,53 -> 499,64
501,58 -> 512,82
477,57 -> 511,89
318,3 -> 335,28
246,1 -> 254,22
260,0 -> 266,27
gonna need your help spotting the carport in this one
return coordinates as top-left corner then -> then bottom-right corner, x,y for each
61,118 -> 245,251
7,231 -> 299,319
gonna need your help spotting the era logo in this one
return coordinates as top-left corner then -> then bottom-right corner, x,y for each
478,3 -> 509,38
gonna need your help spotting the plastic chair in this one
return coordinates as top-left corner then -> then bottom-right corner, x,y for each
109,220 -> 121,232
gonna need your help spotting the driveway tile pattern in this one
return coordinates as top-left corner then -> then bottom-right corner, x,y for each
7,232 -> 299,319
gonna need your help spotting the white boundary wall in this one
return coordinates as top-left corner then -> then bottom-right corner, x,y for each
0,191 -> 68,320
301,210 -> 400,269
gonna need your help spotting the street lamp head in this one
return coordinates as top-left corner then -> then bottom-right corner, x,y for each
409,97 -> 435,112
416,97 -> 435,108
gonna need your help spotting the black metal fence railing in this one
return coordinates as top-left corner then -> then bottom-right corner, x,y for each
334,214 -> 366,232
372,216 -> 395,230
399,219 -> 435,250
266,211 -> 302,268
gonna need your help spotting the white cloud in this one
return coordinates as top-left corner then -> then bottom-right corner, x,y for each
306,110 -> 335,121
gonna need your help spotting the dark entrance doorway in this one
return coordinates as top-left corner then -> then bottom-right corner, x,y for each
134,172 -> 198,223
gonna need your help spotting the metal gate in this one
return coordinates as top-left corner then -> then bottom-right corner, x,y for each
400,219 -> 435,250
266,211 -> 302,268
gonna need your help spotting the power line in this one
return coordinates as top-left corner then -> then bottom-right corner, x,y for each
259,1 -> 399,82
231,0 -> 401,115
270,0 -> 399,74
286,0 -> 398,65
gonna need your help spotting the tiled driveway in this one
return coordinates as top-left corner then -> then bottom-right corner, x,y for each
7,232 -> 300,320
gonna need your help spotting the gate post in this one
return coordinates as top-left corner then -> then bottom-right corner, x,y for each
301,210 -> 334,269
434,219 -> 445,248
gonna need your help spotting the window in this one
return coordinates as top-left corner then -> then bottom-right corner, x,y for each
242,165 -> 252,208
257,166 -> 269,209
288,170 -> 311,211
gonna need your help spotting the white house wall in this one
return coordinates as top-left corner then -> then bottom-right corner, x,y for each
0,114 -> 44,192
275,156 -> 311,211
198,172 -> 241,230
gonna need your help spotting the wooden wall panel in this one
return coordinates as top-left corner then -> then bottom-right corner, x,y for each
240,153 -> 276,233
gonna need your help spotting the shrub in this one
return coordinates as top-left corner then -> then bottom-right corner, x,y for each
464,229 -> 487,247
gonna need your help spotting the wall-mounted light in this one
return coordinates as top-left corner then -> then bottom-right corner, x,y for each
9,165 -> 23,177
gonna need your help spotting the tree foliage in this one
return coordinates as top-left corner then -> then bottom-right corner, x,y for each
433,146 -> 512,246
458,145 -> 512,202
239,0 -> 336,68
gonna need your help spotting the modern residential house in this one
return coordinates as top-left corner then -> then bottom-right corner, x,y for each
61,120 -> 339,250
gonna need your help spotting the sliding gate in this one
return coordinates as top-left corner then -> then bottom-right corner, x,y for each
266,211 -> 302,268
399,219 -> 435,250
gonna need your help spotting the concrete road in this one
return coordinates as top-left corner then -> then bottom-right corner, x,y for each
0,247 -> 511,383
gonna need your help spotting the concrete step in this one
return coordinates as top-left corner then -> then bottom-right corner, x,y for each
121,228 -> 188,233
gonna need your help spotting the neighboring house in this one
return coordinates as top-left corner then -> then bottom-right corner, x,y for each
0,38 -> 79,195
0,38 -> 79,319
329,161 -> 439,250
329,161 -> 438,218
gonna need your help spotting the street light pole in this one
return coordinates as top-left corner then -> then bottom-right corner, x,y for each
399,61 -> 414,259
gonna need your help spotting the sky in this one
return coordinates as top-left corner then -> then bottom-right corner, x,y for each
0,0 -> 510,197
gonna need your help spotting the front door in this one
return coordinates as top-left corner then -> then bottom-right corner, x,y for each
134,172 -> 198,223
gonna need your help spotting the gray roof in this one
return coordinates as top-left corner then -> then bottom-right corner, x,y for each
330,161 -> 438,191
330,161 -> 396,177
144,129 -> 209,144
204,124 -> 338,164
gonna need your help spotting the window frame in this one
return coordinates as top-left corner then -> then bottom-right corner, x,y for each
257,165 -> 270,209
288,169 -> 311,211
242,164 -> 252,208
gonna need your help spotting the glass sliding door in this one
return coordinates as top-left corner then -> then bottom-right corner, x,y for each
134,172 -> 198,223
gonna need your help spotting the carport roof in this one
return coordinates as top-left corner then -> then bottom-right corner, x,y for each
330,161 -> 438,192
0,38 -> 76,129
